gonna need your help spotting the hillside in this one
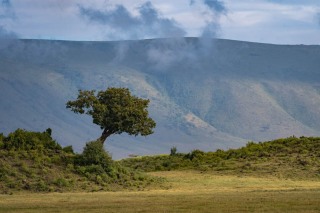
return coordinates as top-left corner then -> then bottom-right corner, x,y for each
1,38 -> 320,158
121,137 -> 320,180
1,129 -> 319,195
0,129 -> 164,194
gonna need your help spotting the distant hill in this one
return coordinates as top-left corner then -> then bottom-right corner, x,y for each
0,38 -> 320,158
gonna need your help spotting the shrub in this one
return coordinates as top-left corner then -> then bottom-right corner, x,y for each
83,165 -> 105,175
63,145 -> 74,154
33,180 -> 50,192
54,178 -> 70,187
75,141 -> 112,171
0,133 -> 4,149
3,129 -> 61,151
186,149 -> 205,161
170,146 -> 177,156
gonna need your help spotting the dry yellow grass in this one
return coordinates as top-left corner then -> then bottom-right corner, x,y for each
150,171 -> 320,192
1,171 -> 319,213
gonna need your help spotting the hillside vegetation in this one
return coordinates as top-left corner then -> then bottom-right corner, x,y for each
1,171 -> 320,212
0,129 -> 164,194
121,137 -> 320,180
1,128 -> 319,195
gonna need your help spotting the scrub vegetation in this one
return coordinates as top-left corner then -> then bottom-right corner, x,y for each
121,136 -> 320,180
0,129 -> 164,194
0,129 -> 319,212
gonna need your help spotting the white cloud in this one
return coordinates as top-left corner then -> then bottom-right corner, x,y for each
220,0 -> 320,44
0,0 -> 319,44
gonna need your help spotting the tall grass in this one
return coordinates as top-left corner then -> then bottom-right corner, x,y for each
0,171 -> 319,213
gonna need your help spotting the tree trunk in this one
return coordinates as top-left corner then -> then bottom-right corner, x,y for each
98,129 -> 112,144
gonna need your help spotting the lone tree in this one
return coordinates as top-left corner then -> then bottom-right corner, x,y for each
66,87 -> 156,144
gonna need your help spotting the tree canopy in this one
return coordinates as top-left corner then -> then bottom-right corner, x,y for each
66,87 -> 156,144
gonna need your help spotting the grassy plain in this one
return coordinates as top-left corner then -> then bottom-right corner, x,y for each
1,171 -> 319,213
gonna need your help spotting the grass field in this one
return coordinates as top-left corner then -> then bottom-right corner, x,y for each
1,171 -> 319,213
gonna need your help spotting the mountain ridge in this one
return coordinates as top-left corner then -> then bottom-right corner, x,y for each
1,37 -> 319,158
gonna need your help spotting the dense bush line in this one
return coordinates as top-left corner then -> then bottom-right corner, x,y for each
1,128 -> 319,194
0,128 -> 61,151
121,136 -> 320,179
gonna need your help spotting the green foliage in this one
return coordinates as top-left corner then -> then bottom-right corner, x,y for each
170,146 -> 177,156
185,149 -> 205,161
62,145 -> 74,154
121,137 -> 320,179
45,128 -> 52,136
53,178 -> 72,188
75,141 -> 112,170
2,129 -> 61,151
66,87 -> 156,143
33,180 -> 50,192
74,140 -> 162,189
0,129 -> 163,194
0,133 -> 3,149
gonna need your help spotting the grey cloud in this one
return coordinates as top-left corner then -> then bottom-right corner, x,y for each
79,5 -> 138,30
0,0 -> 17,47
202,22 -> 219,38
0,25 -> 18,50
146,0 -> 228,70
146,38 -> 198,70
0,23 -> 66,65
190,0 -> 227,38
203,0 -> 226,14
139,2 -> 185,37
190,0 -> 226,13
1,0 -> 11,8
79,1 -> 226,70
79,1 -> 185,40
0,25 -> 17,39
0,0 -> 15,19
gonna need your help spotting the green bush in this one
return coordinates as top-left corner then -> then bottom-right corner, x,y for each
0,129 -> 163,193
121,137 -> 320,180
82,165 -> 106,175
54,178 -> 71,187
75,141 -> 112,171
63,145 -> 74,154
186,149 -> 205,161
2,129 -> 61,151
170,146 -> 177,156
33,180 -> 50,192
0,133 -> 4,149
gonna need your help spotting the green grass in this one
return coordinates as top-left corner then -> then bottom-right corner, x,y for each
1,131 -> 320,212
0,171 -> 319,213
120,136 -> 320,180
0,129 -> 165,193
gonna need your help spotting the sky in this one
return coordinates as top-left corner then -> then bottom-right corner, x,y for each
0,0 -> 319,44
